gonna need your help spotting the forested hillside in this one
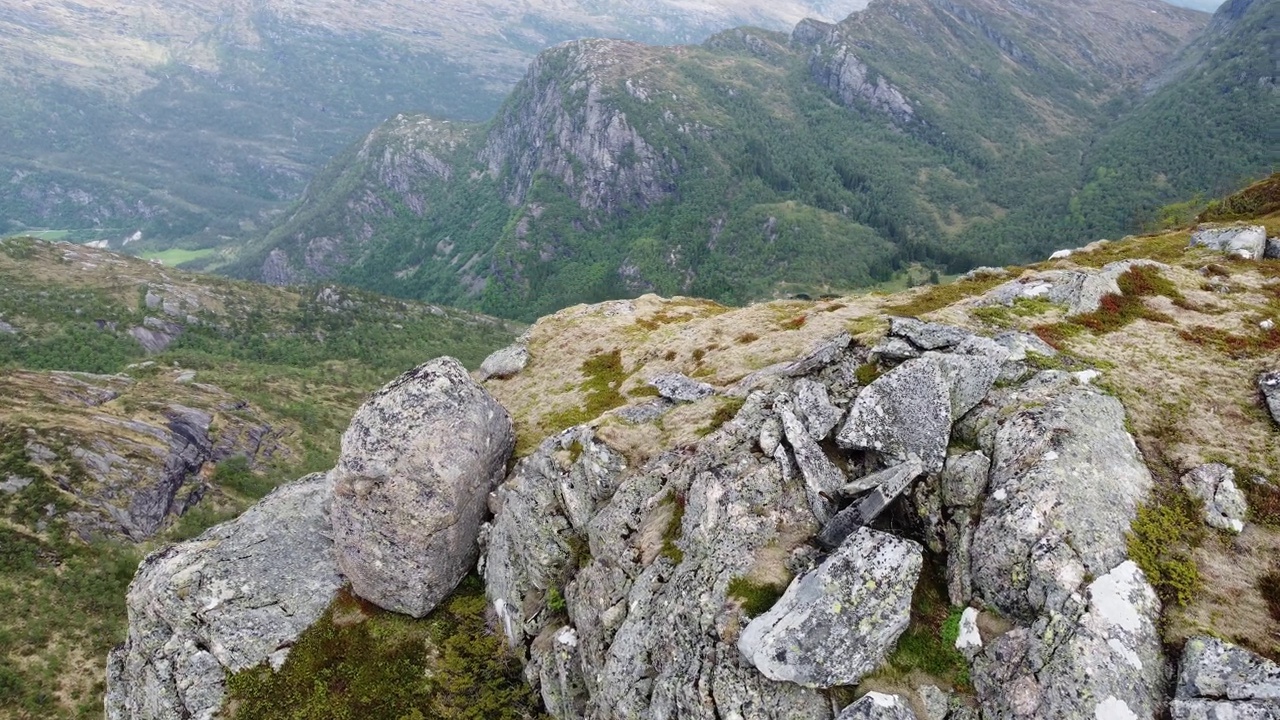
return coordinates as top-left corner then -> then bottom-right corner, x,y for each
225,0 -> 1272,322
0,0 -> 868,252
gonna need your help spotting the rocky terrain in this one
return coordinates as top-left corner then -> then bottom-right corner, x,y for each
104,176 -> 1280,718
0,0 -> 869,248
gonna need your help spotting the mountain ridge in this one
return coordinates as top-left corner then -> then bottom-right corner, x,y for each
230,0 -> 1236,321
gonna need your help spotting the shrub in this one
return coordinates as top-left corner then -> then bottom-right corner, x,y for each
1126,488 -> 1206,607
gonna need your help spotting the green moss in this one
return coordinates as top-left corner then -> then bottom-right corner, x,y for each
865,563 -> 971,692
224,577 -> 548,720
885,274 -> 1008,317
727,576 -> 786,618
1126,487 -> 1206,607
696,397 -> 746,437
628,385 -> 661,399
855,362 -> 883,386
660,493 -> 687,565
546,586 -> 567,614
544,349 -> 633,431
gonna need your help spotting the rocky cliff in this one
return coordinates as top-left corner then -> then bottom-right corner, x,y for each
106,179 -> 1280,718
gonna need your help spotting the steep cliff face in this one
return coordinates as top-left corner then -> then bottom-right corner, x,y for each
236,0 -> 1228,322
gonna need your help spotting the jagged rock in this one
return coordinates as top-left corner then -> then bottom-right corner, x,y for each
144,290 -> 162,309
485,426 -> 627,644
1171,636 -> 1280,719
836,693 -> 919,720
1181,464 -> 1248,533
837,346 -> 1000,473
1037,260 -> 1165,315
804,26 -> 915,125
1266,237 -> 1280,259
758,416 -> 783,456
870,336 -> 922,363
331,357 -> 515,617
738,527 -> 921,689
973,561 -> 1167,720
819,456 -> 925,548
889,317 -> 971,350
779,401 -> 844,523
940,450 -> 991,605
1190,225 -> 1267,260
1258,371 -> 1280,424
479,343 -> 530,380
487,389 -> 830,719
649,372 -> 715,402
105,474 -> 343,720
792,379 -> 842,441
261,248 -> 296,286
970,382 -> 1152,621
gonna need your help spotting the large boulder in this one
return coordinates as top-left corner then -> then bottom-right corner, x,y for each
478,342 -> 530,380
738,527 -> 922,689
331,357 -> 515,617
1171,636 -> 1280,719
105,474 -> 343,720
970,382 -> 1153,621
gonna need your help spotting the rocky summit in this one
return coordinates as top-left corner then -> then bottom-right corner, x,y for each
101,177 -> 1280,719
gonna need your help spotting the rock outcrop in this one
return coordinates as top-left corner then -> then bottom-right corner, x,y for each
1171,636 -> 1280,719
332,357 -> 515,617
738,527 -> 921,688
105,474 -> 343,720
1259,371 -> 1280,424
1190,225 -> 1268,260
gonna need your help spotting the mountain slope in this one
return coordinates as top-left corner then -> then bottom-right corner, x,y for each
235,0 -> 1215,321
1071,0 -> 1279,235
0,234 -> 520,717
0,0 -> 871,250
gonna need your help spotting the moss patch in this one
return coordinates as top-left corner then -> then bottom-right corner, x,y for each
660,493 -> 687,565
541,349 -> 633,435
224,577 -> 547,720
727,576 -> 786,618
863,562 -> 971,693
696,397 -> 746,437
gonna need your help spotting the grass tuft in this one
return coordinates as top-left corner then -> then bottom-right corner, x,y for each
727,576 -> 786,618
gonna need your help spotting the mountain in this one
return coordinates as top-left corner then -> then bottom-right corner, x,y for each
1071,0 -> 1279,235
231,0 -> 1231,321
107,176 -> 1280,718
0,234 -> 518,717
0,0 -> 869,251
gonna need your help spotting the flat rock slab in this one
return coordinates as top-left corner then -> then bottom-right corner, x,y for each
649,372 -> 715,402
332,357 -> 514,617
889,316 -> 971,350
738,526 -> 921,688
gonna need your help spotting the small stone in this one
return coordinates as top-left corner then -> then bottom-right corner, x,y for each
889,317 -> 971,350
956,607 -> 983,652
917,685 -> 950,720
1181,464 -> 1249,534
1050,249 -> 1073,260
837,692 -> 920,720
1258,372 -> 1280,425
